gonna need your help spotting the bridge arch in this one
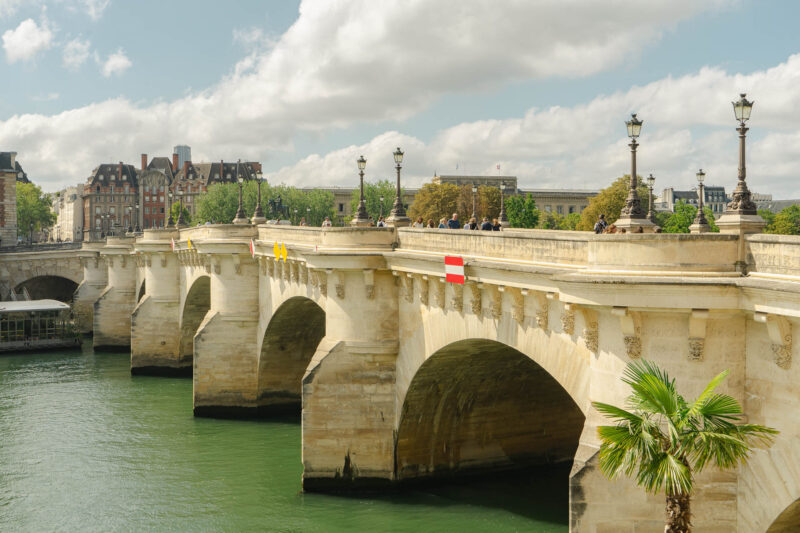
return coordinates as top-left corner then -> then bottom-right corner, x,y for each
14,275 -> 79,303
258,296 -> 325,415
396,338 -> 585,482
137,280 -> 145,302
178,275 -> 211,367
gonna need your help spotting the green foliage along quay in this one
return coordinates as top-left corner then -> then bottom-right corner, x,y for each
195,182 -> 335,226
350,180 -> 404,222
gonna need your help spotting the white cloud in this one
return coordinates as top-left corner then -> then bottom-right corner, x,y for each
2,17 -> 53,63
83,0 -> 109,21
62,37 -> 90,69
0,0 -> 24,18
99,48 -> 131,77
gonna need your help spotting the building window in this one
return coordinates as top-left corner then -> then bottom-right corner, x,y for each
160,208 -> 164,214
545,205 -> 551,212
159,195 -> 164,202
339,203 -> 344,212
144,207 -> 149,214
568,205 -> 575,214
556,205 -> 564,215
96,186 -> 100,194
110,207 -> 116,215
95,207 -> 100,214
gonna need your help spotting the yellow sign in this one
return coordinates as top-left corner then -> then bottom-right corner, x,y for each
187,238 -> 192,250
273,241 -> 280,259
280,243 -> 288,262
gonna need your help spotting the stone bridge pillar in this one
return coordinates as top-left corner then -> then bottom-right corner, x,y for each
302,263 -> 399,491
131,230 -> 182,374
93,237 -> 136,349
193,229 -> 260,417
73,242 -> 106,333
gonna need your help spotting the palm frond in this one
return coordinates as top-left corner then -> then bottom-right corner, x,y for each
636,452 -> 693,496
687,369 -> 729,418
592,402 -> 642,424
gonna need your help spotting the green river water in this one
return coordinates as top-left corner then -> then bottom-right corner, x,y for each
0,345 -> 569,532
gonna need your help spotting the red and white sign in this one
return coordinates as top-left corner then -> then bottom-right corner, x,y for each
250,239 -> 255,258
171,238 -> 175,251
445,256 -> 465,284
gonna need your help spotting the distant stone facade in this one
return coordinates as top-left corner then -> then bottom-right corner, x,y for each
52,185 -> 84,241
0,152 -> 18,247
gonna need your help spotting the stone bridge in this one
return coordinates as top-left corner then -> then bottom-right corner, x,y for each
58,225 -> 800,531
0,246 -> 85,303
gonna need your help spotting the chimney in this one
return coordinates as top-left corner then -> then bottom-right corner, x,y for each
118,161 -> 123,181
141,153 -> 147,170
172,153 -> 179,172
9,151 -> 16,169
220,160 -> 224,180
183,161 -> 189,178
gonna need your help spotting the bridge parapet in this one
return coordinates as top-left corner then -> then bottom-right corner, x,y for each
396,228 -> 741,277
747,233 -> 800,279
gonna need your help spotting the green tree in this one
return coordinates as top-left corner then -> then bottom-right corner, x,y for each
593,360 -> 777,533
538,211 -> 564,230
170,202 -> 192,226
350,180 -> 403,222
758,208 -> 776,233
408,182 -> 461,225
195,182 -> 335,226
766,205 -> 800,235
456,185 -> 501,223
505,193 -> 540,228
16,182 -> 55,242
560,212 -> 582,231
661,201 -> 719,234
578,176 -> 650,231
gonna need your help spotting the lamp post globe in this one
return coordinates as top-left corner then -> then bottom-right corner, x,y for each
471,185 -> 478,220
351,155 -> 371,226
386,147 -> 411,226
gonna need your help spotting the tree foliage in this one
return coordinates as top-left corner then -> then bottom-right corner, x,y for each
17,182 -> 55,239
350,180 -> 404,222
758,209 -> 777,232
408,182 -> 460,224
170,202 -> 192,226
505,193 -> 540,228
194,182 -> 335,226
660,201 -> 719,233
578,176 -> 651,231
593,360 -> 777,532
765,205 -> 800,235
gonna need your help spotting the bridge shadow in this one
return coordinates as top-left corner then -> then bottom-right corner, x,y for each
310,463 -> 569,526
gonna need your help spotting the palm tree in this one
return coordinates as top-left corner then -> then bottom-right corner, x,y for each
592,360 -> 778,533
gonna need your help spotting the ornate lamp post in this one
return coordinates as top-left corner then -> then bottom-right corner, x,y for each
251,171 -> 266,225
351,155 -> 370,226
176,185 -> 186,227
233,172 -> 249,224
690,169 -> 711,234
471,185 -> 478,220
386,147 -> 411,226
306,206 -> 311,225
716,93 -> 764,235
646,174 -> 656,222
127,206 -> 133,233
166,190 -> 175,228
499,183 -> 509,227
379,195 -> 384,219
727,93 -> 756,215
616,113 -> 657,232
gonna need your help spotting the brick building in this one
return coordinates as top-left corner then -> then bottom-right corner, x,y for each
0,152 -> 18,247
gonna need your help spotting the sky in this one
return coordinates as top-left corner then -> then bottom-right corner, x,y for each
2,0 -> 800,198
